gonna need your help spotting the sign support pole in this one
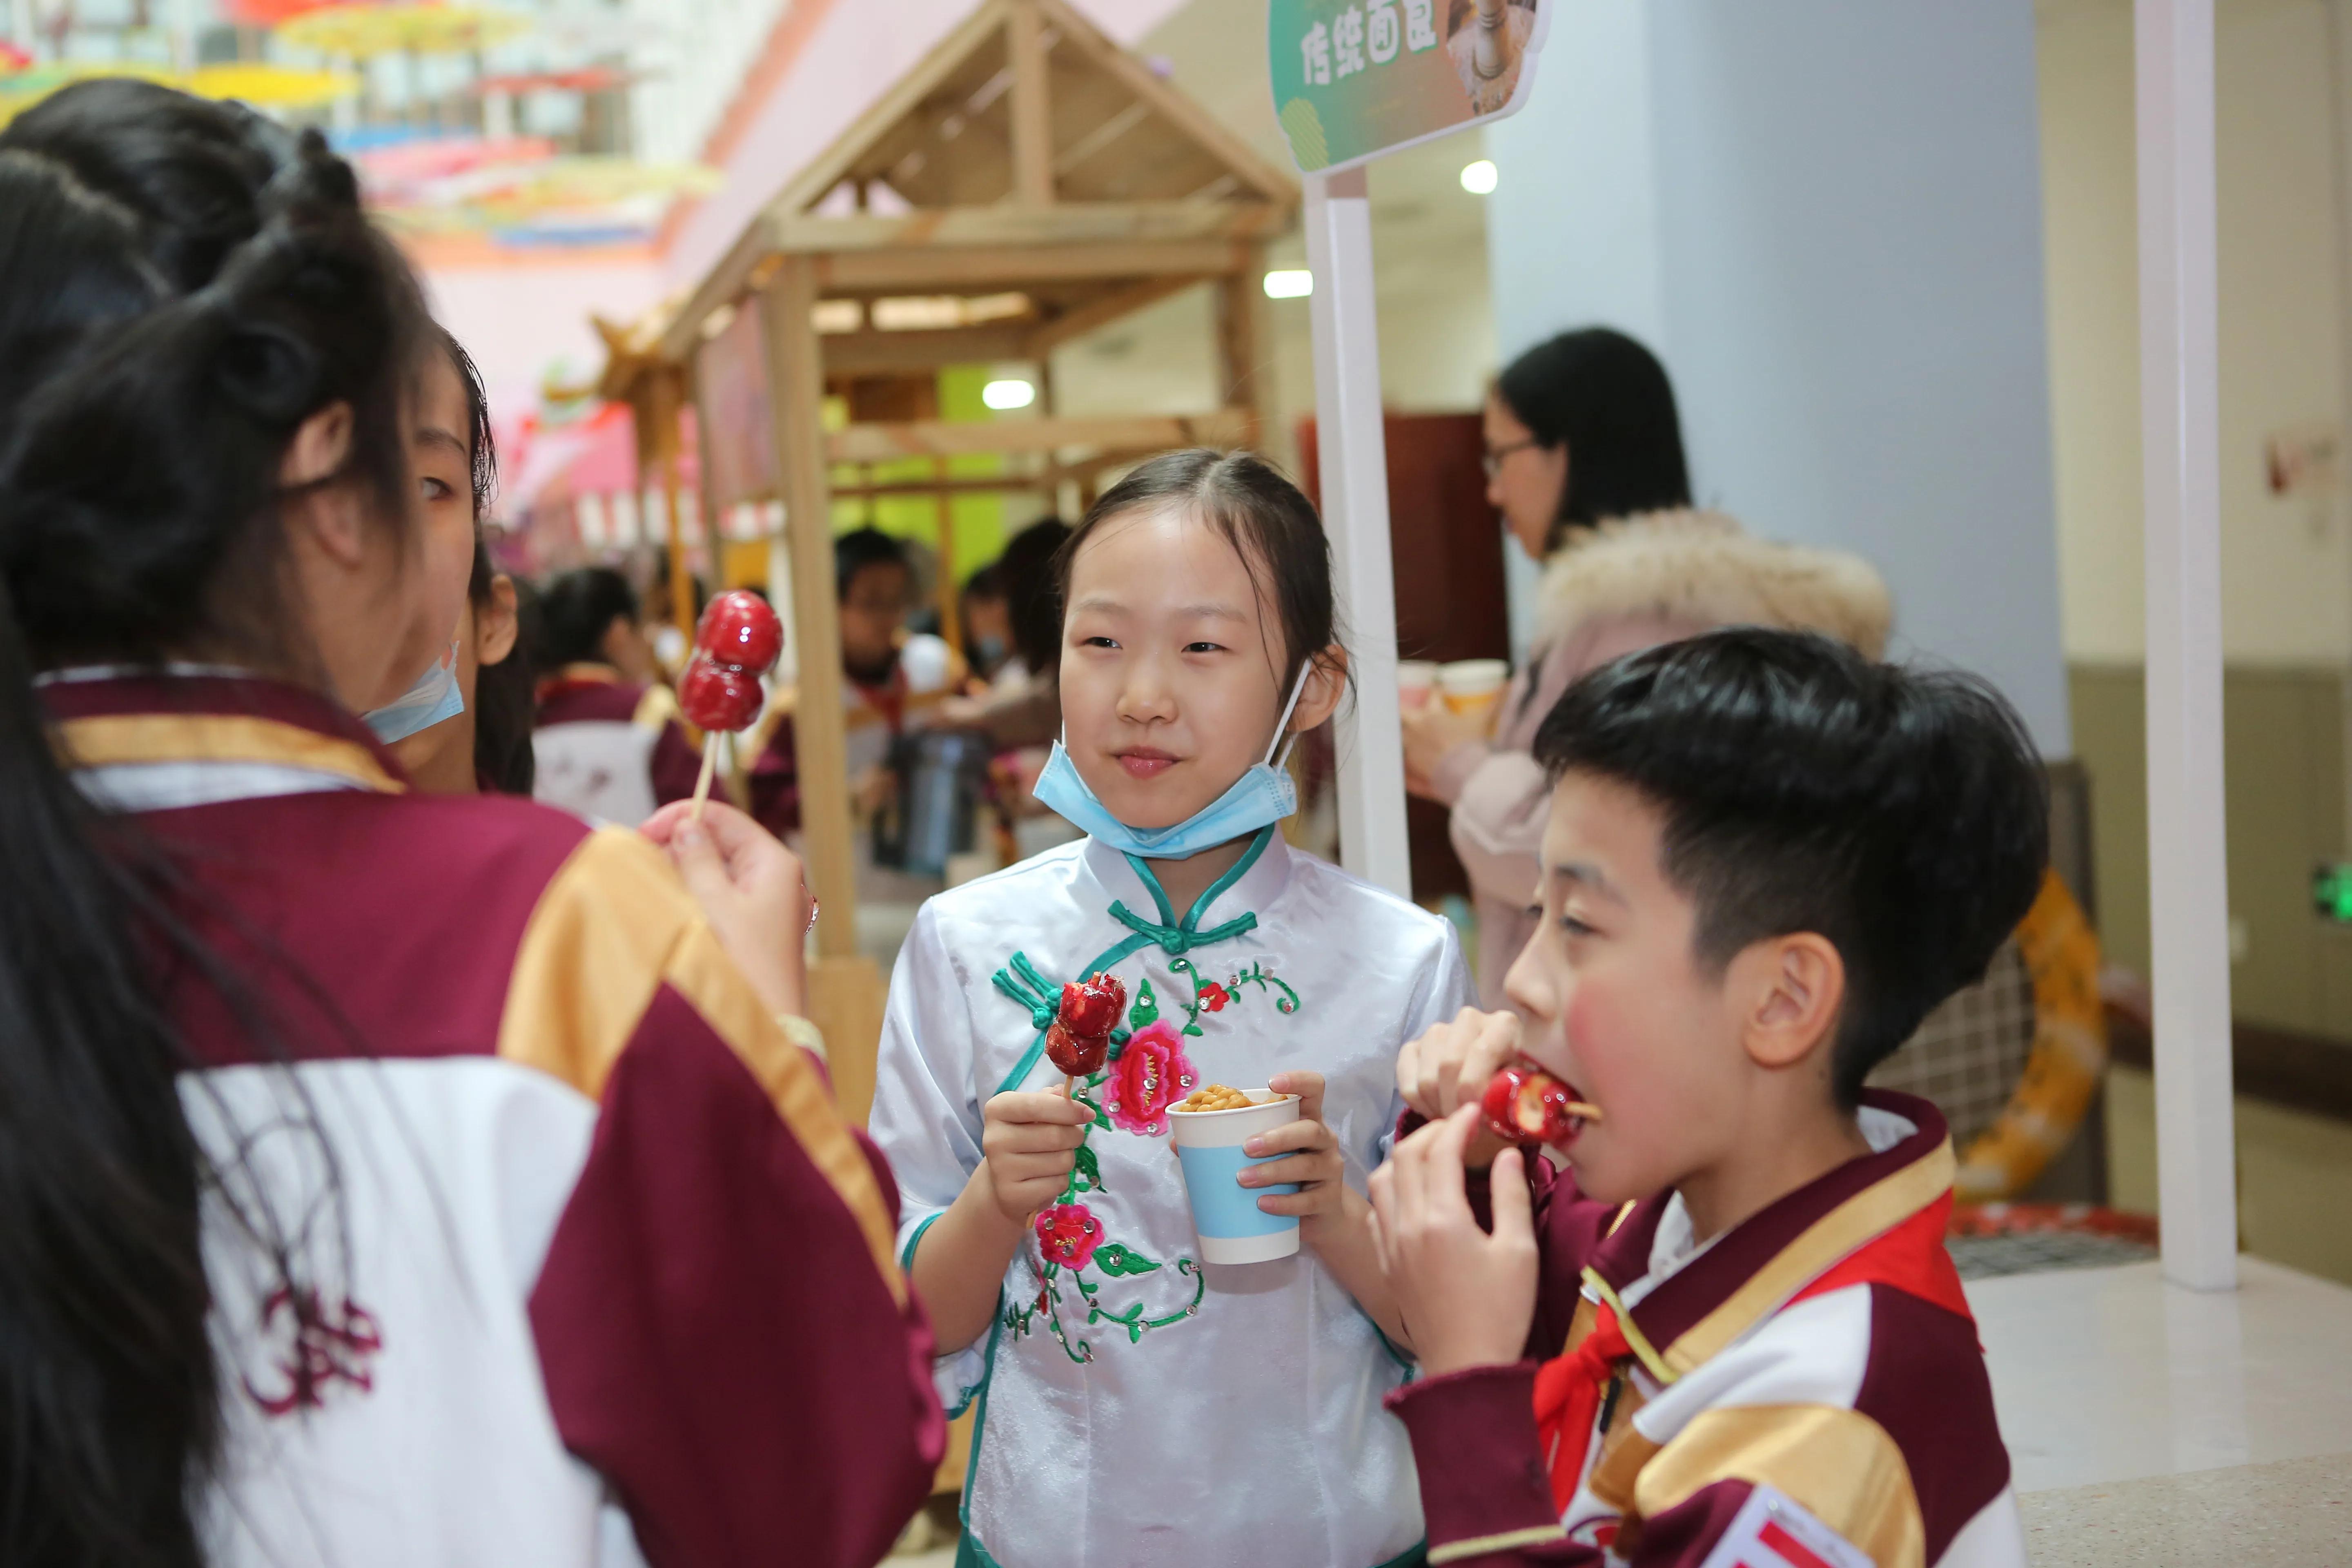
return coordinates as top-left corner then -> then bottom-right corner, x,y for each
2136,0 -> 2238,1291
1305,165 -> 1410,900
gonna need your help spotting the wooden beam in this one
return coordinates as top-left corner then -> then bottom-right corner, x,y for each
759,254 -> 862,961
1035,0 -> 1300,207
817,238 -> 1251,293
820,321 -> 1037,377
770,200 -> 1289,254
767,0 -> 1013,219
1027,273 -> 1207,357
1007,0 -> 1054,206
828,409 -> 1252,463
660,220 -> 775,361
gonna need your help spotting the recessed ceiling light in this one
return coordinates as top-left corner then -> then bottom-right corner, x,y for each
1460,159 -> 1499,195
1263,269 -> 1314,299
982,379 -> 1037,411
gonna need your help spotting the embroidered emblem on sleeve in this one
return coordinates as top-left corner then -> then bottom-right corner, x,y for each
1696,1484 -> 1875,1568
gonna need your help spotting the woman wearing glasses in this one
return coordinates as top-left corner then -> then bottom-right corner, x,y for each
1400,327 -> 1892,1006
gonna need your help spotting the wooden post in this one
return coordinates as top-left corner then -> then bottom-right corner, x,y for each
1218,248 -> 1268,451
761,256 -> 860,961
2135,0 -> 2237,1291
935,472 -> 962,657
648,369 -> 695,640
1007,0 -> 1055,207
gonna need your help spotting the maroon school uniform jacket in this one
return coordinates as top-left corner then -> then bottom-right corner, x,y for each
43,670 -> 943,1568
533,662 -> 702,826
1388,1091 -> 2024,1568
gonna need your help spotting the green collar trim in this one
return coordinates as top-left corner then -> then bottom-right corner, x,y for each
987,828 -> 1278,1099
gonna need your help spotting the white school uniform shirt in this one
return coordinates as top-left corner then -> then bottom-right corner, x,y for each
870,827 -> 1474,1568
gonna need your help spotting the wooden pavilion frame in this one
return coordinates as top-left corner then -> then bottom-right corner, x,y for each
598,0 -> 1299,1123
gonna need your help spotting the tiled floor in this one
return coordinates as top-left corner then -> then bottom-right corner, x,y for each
1969,1256 -> 2352,1494
2018,1452 -> 2352,1566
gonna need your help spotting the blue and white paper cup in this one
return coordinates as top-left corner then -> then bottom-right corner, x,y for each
1169,1091 -> 1302,1264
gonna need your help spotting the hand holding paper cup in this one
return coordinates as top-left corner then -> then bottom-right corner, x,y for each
1169,1086 -> 1302,1263
1438,659 -> 1509,717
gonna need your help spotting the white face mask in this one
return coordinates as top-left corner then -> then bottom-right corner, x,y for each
1031,667 -> 1310,860
362,635 -> 464,744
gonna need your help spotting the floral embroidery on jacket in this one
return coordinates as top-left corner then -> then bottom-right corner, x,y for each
1103,1021 -> 1194,1136
989,890 -> 1302,1362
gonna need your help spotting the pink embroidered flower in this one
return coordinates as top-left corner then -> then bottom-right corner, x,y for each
1035,1203 -> 1103,1272
1198,980 -> 1231,1013
1103,1021 -> 1196,1135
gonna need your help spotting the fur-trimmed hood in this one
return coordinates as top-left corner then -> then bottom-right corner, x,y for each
1536,509 -> 1892,659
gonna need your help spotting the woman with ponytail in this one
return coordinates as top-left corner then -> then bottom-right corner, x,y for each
0,80 -> 940,1567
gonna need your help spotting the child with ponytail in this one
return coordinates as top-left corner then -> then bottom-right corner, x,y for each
871,449 -> 1473,1568
0,79 -> 937,1567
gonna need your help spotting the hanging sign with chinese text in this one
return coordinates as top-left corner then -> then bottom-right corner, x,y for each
1267,0 -> 1550,173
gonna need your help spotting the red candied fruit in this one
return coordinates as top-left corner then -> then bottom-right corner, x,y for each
1056,972 -> 1127,1041
678,655 -> 765,733
1479,1062 -> 1583,1149
695,589 -> 784,674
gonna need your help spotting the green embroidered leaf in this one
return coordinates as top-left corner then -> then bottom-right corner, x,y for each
1072,1090 -> 1111,1131
1072,1143 -> 1104,1194
1181,1023 -> 1203,1038
1091,1243 -> 1162,1276
1129,979 -> 1160,1028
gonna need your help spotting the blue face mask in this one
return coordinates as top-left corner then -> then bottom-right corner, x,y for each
1033,670 -> 1309,860
362,636 -> 465,744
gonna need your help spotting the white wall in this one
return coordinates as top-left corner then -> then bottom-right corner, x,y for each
1486,0 -> 2074,755
2040,0 -> 2352,666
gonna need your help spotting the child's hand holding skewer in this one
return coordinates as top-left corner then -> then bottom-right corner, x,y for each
641,798 -> 808,1017
980,1088 -> 1096,1229
1369,1103 -> 1540,1378
1397,1007 -> 1523,1169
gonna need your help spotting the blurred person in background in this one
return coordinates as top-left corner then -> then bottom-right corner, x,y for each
1403,327 -> 1890,1005
389,329 -> 533,795
745,525 -> 963,838
532,564 -> 698,823
0,79 -> 940,1567
959,559 -> 1013,685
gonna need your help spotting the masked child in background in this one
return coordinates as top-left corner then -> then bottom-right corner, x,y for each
870,450 -> 1473,1568
1371,630 -> 2045,1568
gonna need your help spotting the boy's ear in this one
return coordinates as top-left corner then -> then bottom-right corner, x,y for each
1289,643 -> 1350,735
1733,933 -> 1846,1074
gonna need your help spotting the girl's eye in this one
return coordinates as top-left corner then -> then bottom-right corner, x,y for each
1559,915 -> 1596,938
421,477 -> 455,502
1183,641 -> 1225,654
1081,635 -> 1119,649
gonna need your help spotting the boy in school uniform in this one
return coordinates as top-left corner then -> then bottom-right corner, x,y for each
1371,629 -> 2047,1568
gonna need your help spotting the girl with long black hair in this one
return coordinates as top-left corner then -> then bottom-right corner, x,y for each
0,79 -> 939,1567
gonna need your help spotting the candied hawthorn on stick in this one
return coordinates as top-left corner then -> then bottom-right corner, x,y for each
679,654 -> 764,734
695,589 -> 784,674
1479,1061 -> 1601,1148
1047,971 -> 1127,1092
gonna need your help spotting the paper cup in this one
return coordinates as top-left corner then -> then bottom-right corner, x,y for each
1439,659 -> 1509,714
1168,1091 -> 1302,1264
1397,660 -> 1439,710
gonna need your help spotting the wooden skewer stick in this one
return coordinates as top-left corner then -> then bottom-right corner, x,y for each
689,731 -> 719,824
1565,1101 -> 1604,1122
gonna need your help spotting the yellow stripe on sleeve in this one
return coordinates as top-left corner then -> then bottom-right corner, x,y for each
1427,1526 -> 1569,1564
498,827 -> 905,1305
1633,1404 -> 1925,1568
